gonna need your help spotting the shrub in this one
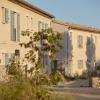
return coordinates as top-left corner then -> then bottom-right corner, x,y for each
0,78 -> 35,100
80,70 -> 89,79
50,71 -> 63,85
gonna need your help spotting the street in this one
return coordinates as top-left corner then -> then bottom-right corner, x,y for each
48,86 -> 100,100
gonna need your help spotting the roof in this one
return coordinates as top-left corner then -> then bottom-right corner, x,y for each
8,0 -> 55,19
53,20 -> 100,33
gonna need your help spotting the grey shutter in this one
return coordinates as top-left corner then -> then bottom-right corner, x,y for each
17,13 -> 20,41
5,53 -> 9,66
38,21 -> 41,32
5,8 -> 9,23
11,11 -> 14,41
42,22 -> 44,30
11,53 -> 15,60
45,24 -> 48,30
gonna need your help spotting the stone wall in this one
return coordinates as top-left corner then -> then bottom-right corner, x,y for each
92,77 -> 100,88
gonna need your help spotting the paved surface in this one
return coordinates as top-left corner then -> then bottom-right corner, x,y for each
64,79 -> 89,87
47,85 -> 100,100
48,87 -> 100,100
46,79 -> 100,100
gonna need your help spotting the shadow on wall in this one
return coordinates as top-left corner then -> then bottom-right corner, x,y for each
56,31 -> 73,76
86,35 -> 96,75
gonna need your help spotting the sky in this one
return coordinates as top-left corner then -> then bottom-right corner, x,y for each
28,0 -> 100,28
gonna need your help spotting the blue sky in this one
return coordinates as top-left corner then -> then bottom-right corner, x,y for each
28,0 -> 100,28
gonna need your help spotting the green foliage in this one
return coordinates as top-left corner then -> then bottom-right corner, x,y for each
50,71 -> 63,85
0,77 -> 73,100
0,28 -> 68,100
0,78 -> 35,100
80,70 -> 89,79
50,94 -> 74,100
65,70 -> 90,81
7,59 -> 21,77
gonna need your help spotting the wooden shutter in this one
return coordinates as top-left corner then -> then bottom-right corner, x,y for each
11,11 -> 14,41
5,8 -> 9,23
5,53 -> 9,66
17,13 -> 20,41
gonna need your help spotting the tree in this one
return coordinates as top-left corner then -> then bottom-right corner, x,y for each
20,28 -> 63,79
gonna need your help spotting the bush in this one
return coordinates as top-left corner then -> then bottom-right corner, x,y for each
80,70 -> 89,79
39,75 -> 51,85
0,76 -> 52,100
0,78 -> 73,100
0,78 -> 35,100
50,71 -> 63,85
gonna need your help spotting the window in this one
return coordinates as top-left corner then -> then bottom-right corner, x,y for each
10,53 -> 15,60
38,21 -> 48,32
31,17 -> 33,31
38,21 -> 43,32
44,54 -> 49,66
77,35 -> 83,48
11,11 -> 20,41
17,13 -> 20,41
26,16 -> 29,29
4,53 -> 9,66
95,36 -> 97,44
78,60 -> 83,69
2,7 -> 9,24
45,24 -> 48,30
70,32 -> 72,39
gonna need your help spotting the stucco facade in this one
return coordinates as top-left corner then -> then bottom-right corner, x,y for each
0,0 -> 54,81
51,20 -> 100,76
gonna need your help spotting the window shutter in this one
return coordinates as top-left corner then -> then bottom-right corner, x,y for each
42,22 -> 44,31
45,24 -> 48,30
38,21 -> 41,32
11,53 -> 15,60
5,53 -> 9,66
11,11 -> 15,41
17,13 -> 20,42
13,28 -> 16,41
2,7 -> 5,23
5,8 -> 9,23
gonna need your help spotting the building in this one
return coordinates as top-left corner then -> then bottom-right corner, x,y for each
0,0 -> 54,81
51,20 -> 100,76
1,0 -> 100,79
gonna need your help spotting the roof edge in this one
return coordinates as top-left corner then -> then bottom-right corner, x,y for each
8,0 -> 55,19
53,19 -> 100,33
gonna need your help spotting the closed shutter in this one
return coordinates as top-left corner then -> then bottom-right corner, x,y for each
5,53 -> 9,66
17,13 -> 20,42
2,7 -> 5,23
11,53 -> 15,60
45,24 -> 48,30
11,11 -> 14,41
38,21 -> 41,32
42,22 -> 44,31
5,8 -> 9,23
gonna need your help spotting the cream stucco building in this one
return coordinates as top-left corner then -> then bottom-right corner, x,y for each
0,0 -> 54,81
0,0 -> 100,80
51,20 -> 100,76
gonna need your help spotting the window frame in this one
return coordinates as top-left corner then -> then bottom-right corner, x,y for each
77,35 -> 83,48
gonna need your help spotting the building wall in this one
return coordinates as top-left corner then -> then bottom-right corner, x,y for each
51,21 -> 100,76
70,29 -> 100,75
0,0 -> 52,80
51,22 -> 72,75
